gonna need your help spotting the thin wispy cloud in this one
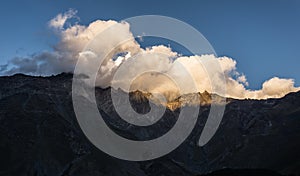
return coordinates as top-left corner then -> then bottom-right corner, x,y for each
48,9 -> 78,30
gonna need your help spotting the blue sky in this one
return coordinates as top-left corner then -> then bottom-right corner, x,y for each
0,0 -> 299,89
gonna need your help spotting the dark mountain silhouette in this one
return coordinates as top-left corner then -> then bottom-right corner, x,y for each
0,73 -> 300,176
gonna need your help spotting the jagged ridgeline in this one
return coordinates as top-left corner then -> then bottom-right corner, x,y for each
98,87 -> 228,112
127,89 -> 222,111
0,73 -> 300,176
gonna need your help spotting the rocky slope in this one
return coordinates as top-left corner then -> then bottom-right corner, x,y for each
0,73 -> 300,176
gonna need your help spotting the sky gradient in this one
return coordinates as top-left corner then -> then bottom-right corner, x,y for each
0,0 -> 299,89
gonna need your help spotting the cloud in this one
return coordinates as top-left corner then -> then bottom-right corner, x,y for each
253,77 -> 300,99
49,9 -> 78,30
0,64 -> 8,72
237,74 -> 248,86
0,9 -> 299,100
1,16 -> 140,77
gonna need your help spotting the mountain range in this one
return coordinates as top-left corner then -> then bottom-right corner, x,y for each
0,73 -> 300,176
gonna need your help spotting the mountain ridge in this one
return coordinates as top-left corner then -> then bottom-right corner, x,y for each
0,72 -> 300,176
4,72 -> 297,111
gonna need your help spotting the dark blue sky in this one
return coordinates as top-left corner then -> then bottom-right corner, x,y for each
0,0 -> 299,89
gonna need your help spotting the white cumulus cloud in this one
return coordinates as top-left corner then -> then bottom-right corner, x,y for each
1,10 -> 299,100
